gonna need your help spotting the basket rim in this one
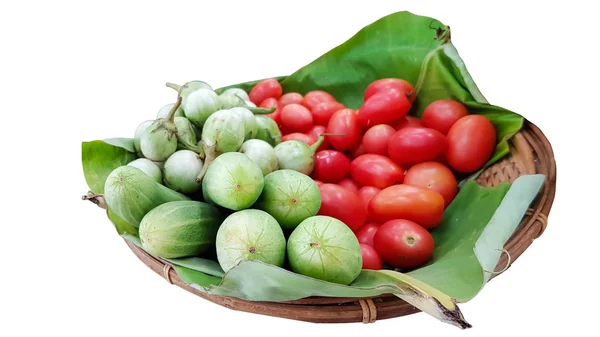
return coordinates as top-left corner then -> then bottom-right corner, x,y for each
123,119 -> 557,323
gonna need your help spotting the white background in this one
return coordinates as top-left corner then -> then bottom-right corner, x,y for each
1,0 -> 597,336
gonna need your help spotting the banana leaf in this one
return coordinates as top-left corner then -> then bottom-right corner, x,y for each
82,11 -> 542,328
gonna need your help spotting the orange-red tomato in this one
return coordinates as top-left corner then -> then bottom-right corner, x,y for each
355,222 -> 380,247
364,78 -> 416,103
362,124 -> 396,155
394,116 -> 423,130
357,89 -> 411,128
326,109 -> 362,151
249,78 -> 282,104
312,150 -> 351,183
301,90 -> 336,110
373,219 -> 434,269
350,154 -> 404,189
360,244 -> 383,270
422,100 -> 469,135
311,101 -> 345,126
387,127 -> 447,167
446,115 -> 496,173
281,103 -> 313,133
279,92 -> 303,106
368,184 -> 445,229
404,162 -> 457,206
318,183 -> 367,231
338,178 -> 360,194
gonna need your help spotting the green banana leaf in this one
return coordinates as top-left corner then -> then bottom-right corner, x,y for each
217,11 -> 523,170
81,139 -> 137,194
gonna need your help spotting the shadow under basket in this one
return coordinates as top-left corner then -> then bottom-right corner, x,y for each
124,120 -> 557,324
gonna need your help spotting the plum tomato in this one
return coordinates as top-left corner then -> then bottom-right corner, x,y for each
318,183 -> 367,231
301,90 -> 336,110
357,89 -> 411,128
313,180 -> 324,186
404,162 -> 457,206
259,97 -> 282,127
360,243 -> 383,270
364,78 -> 416,103
306,125 -> 330,152
362,124 -> 396,155
312,150 -> 351,183
373,219 -> 434,269
249,78 -> 282,104
394,116 -> 423,130
282,132 -> 314,144
387,127 -> 447,166
279,92 -> 303,106
422,100 -> 469,135
326,108 -> 362,151
338,178 -> 360,193
281,103 -> 314,133
312,101 -> 346,126
446,115 -> 496,173
355,222 -> 380,247
350,154 -> 404,189
368,184 -> 445,229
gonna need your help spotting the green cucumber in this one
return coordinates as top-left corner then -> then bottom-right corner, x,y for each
104,166 -> 189,227
139,200 -> 224,259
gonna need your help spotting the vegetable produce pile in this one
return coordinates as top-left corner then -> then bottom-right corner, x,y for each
82,11 -> 546,329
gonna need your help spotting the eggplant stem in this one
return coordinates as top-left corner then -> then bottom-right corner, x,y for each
166,96 -> 182,122
309,135 -> 326,153
166,82 -> 182,92
195,145 -> 216,183
82,192 -> 107,209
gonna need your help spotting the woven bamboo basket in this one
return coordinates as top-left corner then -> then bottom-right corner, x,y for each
112,120 -> 555,324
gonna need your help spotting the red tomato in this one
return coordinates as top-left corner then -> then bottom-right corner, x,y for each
282,132 -> 314,144
394,116 -> 423,130
368,184 -> 445,228
373,219 -> 434,269
360,244 -> 383,270
281,103 -> 313,133
357,89 -> 411,128
364,78 -> 416,103
357,186 -> 381,210
313,180 -> 323,186
387,127 -> 447,166
338,178 -> 360,193
259,97 -> 282,127
355,223 -> 380,247
446,115 -> 496,173
279,92 -> 303,106
306,125 -> 330,152
249,78 -> 282,104
318,183 -> 367,231
422,100 -> 469,135
312,150 -> 351,183
312,101 -> 346,126
362,124 -> 396,155
404,162 -> 457,206
326,109 -> 362,151
301,90 -> 336,110
350,154 -> 404,189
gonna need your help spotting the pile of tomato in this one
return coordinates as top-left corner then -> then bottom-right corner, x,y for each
248,78 -> 497,271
